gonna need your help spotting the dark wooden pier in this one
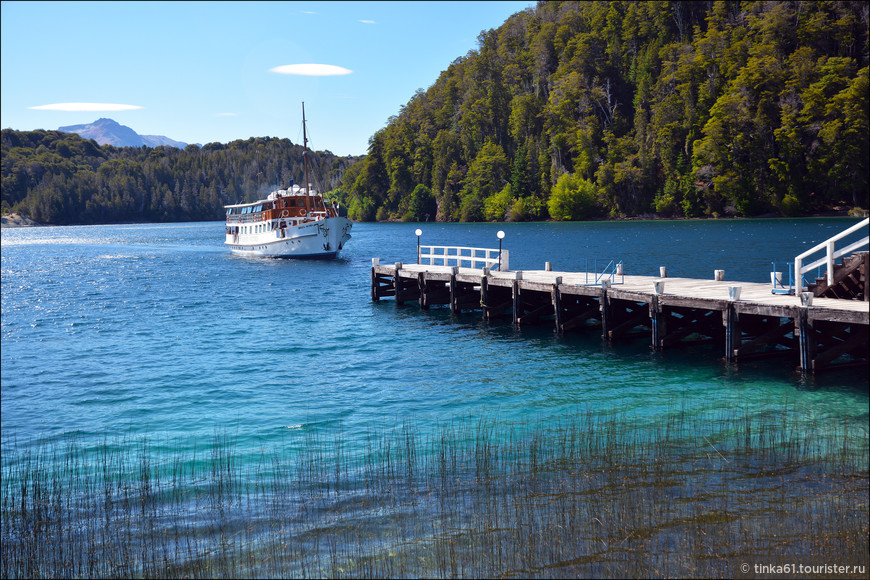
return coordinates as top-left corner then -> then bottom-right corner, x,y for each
371,260 -> 869,374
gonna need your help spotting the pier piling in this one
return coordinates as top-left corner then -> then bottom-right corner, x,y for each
371,262 -> 868,374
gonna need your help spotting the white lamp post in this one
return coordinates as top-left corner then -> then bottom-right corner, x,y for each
497,230 -> 505,271
415,228 -> 423,264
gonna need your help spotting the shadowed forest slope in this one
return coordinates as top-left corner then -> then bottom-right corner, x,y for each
2,1 -> 867,225
337,0 -> 868,222
1,131 -> 360,225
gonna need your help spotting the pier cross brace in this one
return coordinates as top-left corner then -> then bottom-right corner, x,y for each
371,265 -> 868,373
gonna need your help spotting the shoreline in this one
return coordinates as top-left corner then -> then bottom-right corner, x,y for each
1,209 -> 865,229
0,213 -> 42,228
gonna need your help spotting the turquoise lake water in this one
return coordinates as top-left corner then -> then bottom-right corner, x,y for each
1,218 -> 867,459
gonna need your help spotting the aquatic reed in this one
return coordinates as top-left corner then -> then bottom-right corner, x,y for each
2,405 -> 867,578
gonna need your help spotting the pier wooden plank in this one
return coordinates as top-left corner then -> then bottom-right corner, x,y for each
552,284 -> 605,298
372,262 -> 868,373
373,264 -> 868,324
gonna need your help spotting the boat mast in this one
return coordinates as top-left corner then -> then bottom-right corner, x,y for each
302,102 -> 311,217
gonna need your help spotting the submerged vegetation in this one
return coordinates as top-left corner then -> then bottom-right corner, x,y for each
2,406 -> 867,578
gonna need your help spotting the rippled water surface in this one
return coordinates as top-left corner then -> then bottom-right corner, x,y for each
2,218 -> 868,577
0,219 -> 866,446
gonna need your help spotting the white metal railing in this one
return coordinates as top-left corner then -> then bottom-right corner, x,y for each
793,218 -> 868,290
418,245 -> 509,271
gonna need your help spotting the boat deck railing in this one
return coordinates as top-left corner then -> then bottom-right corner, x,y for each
226,214 -> 261,224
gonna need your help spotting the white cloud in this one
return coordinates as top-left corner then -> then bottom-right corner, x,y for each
359,19 -> 375,24
301,10 -> 316,14
28,102 -> 143,111
270,64 -> 353,76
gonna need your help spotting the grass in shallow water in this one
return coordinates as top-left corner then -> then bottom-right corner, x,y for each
1,407 -> 867,578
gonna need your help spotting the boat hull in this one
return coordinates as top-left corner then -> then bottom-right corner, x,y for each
225,217 -> 352,259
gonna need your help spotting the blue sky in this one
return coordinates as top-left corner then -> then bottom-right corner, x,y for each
1,1 -> 534,156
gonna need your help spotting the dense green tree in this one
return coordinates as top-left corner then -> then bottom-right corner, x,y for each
406,184 -> 436,221
337,0 -> 867,221
460,140 -> 510,221
484,184 -> 512,221
6,1 -> 867,225
510,142 -> 530,198
1,129 -> 359,225
548,171 -> 599,221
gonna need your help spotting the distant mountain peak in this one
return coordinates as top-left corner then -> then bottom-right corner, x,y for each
58,118 -> 188,149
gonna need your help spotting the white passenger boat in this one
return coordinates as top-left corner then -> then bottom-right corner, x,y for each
224,104 -> 352,258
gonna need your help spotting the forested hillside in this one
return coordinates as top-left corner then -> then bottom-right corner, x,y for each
2,1 -> 867,226
1,129 -> 359,225
337,0 -> 868,222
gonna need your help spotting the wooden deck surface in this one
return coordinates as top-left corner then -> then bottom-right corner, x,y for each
381,263 -> 868,325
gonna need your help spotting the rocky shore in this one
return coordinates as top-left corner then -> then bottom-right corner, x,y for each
1,213 -> 42,228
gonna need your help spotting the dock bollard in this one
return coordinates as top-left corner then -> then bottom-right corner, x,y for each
800,292 -> 813,306
659,266 -> 667,277
714,269 -> 724,281
616,263 -> 623,276
372,257 -> 380,266
728,286 -> 741,301
654,280 -> 665,294
545,261 -> 552,271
